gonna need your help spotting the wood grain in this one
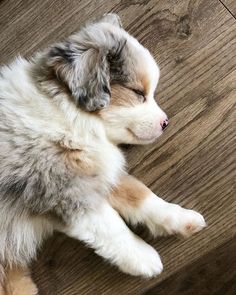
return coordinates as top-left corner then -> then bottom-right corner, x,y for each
221,0 -> 236,18
145,238 -> 236,295
0,0 -> 236,294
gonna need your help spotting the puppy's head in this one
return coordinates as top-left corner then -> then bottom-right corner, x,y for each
42,14 -> 168,144
99,28 -> 168,144
97,15 -> 168,144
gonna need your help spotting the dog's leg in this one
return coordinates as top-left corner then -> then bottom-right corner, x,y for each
65,200 -> 163,277
4,266 -> 38,295
109,174 -> 206,237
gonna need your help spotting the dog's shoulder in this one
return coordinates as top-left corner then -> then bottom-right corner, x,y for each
0,57 -> 125,189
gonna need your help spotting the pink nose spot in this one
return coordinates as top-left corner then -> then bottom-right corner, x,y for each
160,118 -> 169,131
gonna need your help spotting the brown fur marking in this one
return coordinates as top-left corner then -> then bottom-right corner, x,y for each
3,267 -> 38,295
54,142 -> 96,176
110,84 -> 141,107
109,174 -> 151,209
109,70 -> 151,108
140,73 -> 151,95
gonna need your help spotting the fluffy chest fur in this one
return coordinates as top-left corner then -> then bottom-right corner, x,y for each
0,59 -> 126,268
0,58 -> 125,208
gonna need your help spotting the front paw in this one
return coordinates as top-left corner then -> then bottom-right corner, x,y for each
117,238 -> 163,278
164,205 -> 206,237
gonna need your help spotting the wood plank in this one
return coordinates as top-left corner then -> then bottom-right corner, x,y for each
145,238 -> 236,295
0,0 -> 120,64
221,0 -> 236,18
1,0 -> 236,294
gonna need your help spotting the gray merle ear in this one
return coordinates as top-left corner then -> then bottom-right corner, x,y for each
47,42 -> 111,112
46,33 -> 126,112
99,13 -> 123,28
71,46 -> 112,112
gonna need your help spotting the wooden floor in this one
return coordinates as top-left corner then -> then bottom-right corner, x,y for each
1,0 -> 235,294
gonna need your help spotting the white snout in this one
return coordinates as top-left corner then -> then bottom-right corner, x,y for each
130,102 -> 168,142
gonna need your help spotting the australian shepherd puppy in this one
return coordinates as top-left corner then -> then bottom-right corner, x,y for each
0,14 -> 206,294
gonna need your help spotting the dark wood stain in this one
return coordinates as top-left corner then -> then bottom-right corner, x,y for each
0,0 -> 235,294
145,238 -> 236,295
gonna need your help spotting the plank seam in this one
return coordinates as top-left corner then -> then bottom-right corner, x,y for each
219,0 -> 236,20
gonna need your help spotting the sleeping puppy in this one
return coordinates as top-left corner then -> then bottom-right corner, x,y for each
0,14 -> 206,293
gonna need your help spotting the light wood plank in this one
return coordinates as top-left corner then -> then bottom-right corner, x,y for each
221,0 -> 236,18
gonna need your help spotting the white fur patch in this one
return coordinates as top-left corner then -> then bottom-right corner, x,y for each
67,200 -> 163,277
0,209 -> 54,266
120,193 -> 206,237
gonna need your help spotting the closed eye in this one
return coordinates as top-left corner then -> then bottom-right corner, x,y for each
131,89 -> 146,102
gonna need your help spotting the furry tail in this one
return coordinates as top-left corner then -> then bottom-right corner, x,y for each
0,264 -> 38,295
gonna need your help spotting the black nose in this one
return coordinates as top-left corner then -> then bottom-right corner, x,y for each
161,118 -> 169,130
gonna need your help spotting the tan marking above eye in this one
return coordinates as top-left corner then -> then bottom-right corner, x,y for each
138,71 -> 152,95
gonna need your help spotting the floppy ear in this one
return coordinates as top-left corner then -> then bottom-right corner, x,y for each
44,15 -> 126,112
46,42 -> 111,112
